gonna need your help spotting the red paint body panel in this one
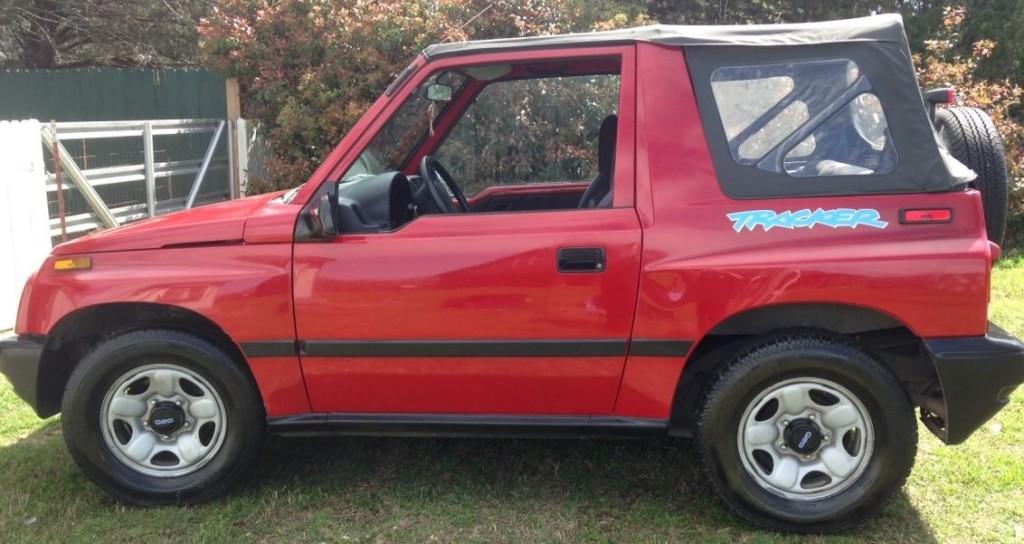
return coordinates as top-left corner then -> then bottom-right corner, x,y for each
294,208 -> 642,413
243,200 -> 304,245
247,356 -> 311,415
613,355 -> 686,418
51,192 -> 286,255
303,356 -> 624,414
18,244 -> 309,416
13,41 -> 994,425
630,44 -> 989,345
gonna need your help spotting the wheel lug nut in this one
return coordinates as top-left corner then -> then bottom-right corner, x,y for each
809,414 -> 815,420
780,444 -> 787,450
782,420 -> 789,426
175,401 -> 182,406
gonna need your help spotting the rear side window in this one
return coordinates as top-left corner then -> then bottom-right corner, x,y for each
710,59 -> 896,178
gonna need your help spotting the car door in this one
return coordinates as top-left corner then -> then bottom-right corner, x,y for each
292,46 -> 640,415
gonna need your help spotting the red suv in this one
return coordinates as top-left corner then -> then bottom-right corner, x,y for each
2,15 -> 1022,532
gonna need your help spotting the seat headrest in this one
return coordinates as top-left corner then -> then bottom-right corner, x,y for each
598,114 -> 618,175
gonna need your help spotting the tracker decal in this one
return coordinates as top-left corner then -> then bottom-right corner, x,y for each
727,208 -> 889,233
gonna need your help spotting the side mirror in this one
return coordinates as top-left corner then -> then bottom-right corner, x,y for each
426,83 -> 453,102
303,189 -> 339,239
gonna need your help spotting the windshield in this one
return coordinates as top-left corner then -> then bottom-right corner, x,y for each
342,70 -> 467,181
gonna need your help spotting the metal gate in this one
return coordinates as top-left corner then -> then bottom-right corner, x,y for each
42,118 -> 246,241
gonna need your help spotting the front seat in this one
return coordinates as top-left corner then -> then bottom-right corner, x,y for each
577,114 -> 617,208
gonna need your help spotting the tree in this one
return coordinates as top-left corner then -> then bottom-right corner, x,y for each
0,0 -> 210,68
901,1 -> 1024,88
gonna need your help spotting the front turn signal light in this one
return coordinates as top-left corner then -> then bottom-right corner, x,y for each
53,256 -> 92,271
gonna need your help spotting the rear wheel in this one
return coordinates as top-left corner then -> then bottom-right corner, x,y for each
62,329 -> 265,505
935,106 -> 1009,245
698,333 -> 916,532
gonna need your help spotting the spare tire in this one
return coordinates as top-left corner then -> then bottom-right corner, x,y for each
934,107 -> 1009,245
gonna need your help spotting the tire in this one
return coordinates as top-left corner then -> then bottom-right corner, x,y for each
61,329 -> 265,505
935,106 -> 1009,245
698,332 -> 916,533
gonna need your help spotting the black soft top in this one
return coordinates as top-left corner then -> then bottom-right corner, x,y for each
423,15 -> 908,58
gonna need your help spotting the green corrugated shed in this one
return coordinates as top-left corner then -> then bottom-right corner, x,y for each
0,68 -> 226,121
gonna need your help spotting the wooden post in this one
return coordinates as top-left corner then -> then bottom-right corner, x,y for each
225,78 -> 241,122
226,78 -> 242,199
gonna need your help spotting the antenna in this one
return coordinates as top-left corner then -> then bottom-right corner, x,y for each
442,2 -> 495,43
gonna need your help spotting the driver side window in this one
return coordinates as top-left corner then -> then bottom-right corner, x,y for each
436,74 -> 620,202
328,62 -> 625,235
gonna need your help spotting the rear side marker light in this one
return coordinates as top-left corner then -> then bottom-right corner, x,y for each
900,208 -> 953,224
53,256 -> 92,271
925,87 -> 955,105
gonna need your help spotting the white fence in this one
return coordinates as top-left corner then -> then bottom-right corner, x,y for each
0,120 -> 52,330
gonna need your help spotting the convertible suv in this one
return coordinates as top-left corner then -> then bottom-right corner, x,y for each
2,15 -> 1022,532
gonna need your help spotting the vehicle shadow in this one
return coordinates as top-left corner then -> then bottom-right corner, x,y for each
238,433 -> 940,542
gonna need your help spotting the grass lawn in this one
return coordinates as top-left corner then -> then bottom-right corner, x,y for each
0,256 -> 1022,543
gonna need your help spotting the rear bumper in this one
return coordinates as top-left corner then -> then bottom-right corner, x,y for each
923,323 -> 1024,444
0,334 -> 46,417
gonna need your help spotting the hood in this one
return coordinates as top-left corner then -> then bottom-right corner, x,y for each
52,192 -> 286,256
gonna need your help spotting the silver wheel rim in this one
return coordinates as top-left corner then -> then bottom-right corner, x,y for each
100,364 -> 227,478
737,377 -> 874,501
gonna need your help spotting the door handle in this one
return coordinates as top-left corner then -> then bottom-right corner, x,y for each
557,247 -> 606,273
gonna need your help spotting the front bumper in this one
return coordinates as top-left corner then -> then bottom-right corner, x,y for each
0,334 -> 46,417
923,323 -> 1024,444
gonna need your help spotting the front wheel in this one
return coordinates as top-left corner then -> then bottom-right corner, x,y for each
698,333 -> 917,532
62,329 -> 265,505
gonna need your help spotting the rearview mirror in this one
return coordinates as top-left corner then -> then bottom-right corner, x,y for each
426,83 -> 453,102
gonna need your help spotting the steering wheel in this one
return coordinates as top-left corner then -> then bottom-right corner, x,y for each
419,156 -> 470,213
